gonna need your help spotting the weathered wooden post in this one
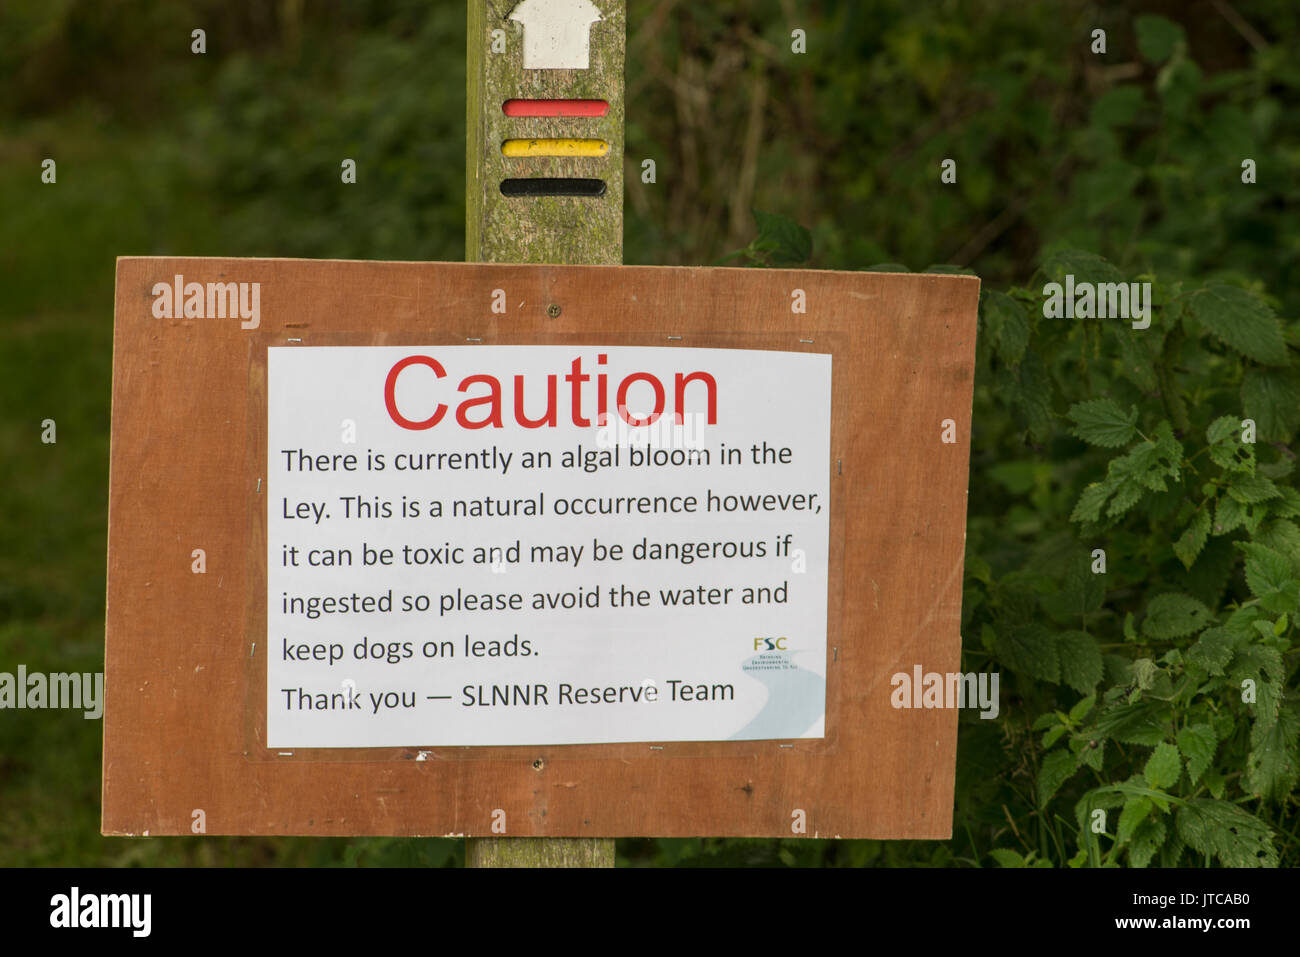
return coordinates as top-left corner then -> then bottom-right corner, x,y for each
466,0 -> 624,265
464,0 -> 625,867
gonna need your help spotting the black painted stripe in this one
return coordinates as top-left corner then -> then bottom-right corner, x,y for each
499,178 -> 607,197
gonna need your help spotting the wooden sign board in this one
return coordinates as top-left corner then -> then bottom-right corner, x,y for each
103,257 -> 978,838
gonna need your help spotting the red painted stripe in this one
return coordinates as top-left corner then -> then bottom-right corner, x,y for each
503,98 -> 609,118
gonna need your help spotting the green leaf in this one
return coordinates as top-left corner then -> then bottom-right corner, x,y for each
988,848 -> 1027,868
1134,657 -> 1161,690
1173,506 -> 1212,569
1176,724 -> 1217,783
1032,711 -> 1062,732
1175,799 -> 1277,867
1242,367 -> 1300,442
1237,542 -> 1293,596
1206,415 -> 1239,445
1069,694 -> 1097,724
1057,631 -> 1104,693
1227,473 -> 1280,504
981,290 -> 1030,365
1231,642 -> 1285,731
1187,283 -> 1289,366
1110,421 -> 1182,493
1257,519 -> 1300,577
1142,593 -> 1213,639
1159,832 -> 1186,866
1150,421 -> 1184,474
1224,603 -> 1269,640
1261,456 -> 1296,480
1206,414 -> 1256,474
1247,702 -> 1300,802
749,209 -> 812,265
1041,248 -> 1124,287
1135,15 -> 1184,64
1074,787 -> 1126,832
996,624 -> 1060,682
1117,795 -> 1154,845
1067,398 -> 1138,448
1236,541 -> 1300,613
1105,474 -> 1146,518
1111,324 -> 1161,392
1274,487 -> 1300,520
1015,351 -> 1053,442
1038,748 -> 1078,806
1092,698 -> 1167,746
1203,769 -> 1226,799
1071,483 -> 1110,523
1213,495 -> 1251,536
965,551 -> 993,585
1077,735 -> 1105,771
1143,741 -> 1181,789
1187,627 -> 1235,674
1156,57 -> 1200,116
1129,817 -> 1167,868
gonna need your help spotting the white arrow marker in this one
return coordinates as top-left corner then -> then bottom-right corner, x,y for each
508,0 -> 603,70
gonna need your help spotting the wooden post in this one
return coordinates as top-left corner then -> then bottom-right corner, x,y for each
466,0 -> 625,264
464,0 -> 625,867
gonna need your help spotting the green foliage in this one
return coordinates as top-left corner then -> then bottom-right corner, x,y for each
722,209 -> 813,267
1067,399 -> 1138,449
972,241 -> 1299,867
961,7 -> 1300,862
1186,285 -> 1289,366
1177,800 -> 1277,867
1135,15 -> 1185,65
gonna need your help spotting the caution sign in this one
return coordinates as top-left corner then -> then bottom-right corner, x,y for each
103,257 -> 978,839
268,345 -> 831,747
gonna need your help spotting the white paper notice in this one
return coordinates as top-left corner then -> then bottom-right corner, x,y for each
266,346 -> 831,747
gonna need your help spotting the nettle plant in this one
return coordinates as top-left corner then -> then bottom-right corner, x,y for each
968,248 -> 1299,867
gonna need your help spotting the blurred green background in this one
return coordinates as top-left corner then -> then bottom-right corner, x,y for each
2,0 -> 1297,866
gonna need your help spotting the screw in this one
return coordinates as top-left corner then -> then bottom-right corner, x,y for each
532,758 -> 545,771
546,303 -> 561,318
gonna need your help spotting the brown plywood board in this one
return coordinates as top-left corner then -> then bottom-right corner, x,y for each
103,257 -> 978,838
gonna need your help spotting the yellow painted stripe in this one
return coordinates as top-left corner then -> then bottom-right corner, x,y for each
501,138 -> 610,158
